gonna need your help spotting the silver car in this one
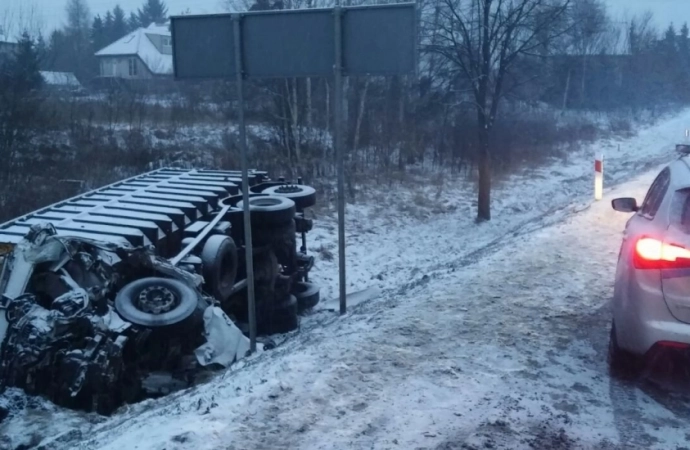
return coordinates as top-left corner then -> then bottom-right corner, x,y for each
611,154 -> 690,377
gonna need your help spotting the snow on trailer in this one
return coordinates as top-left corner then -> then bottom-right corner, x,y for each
0,167 -> 319,416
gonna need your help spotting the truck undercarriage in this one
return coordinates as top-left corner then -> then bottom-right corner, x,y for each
0,168 -> 319,416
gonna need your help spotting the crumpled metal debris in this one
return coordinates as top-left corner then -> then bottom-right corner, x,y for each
194,306 -> 251,367
0,222 -> 253,415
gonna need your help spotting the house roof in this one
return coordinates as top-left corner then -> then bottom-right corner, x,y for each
95,22 -> 172,75
40,71 -> 81,87
0,33 -> 18,44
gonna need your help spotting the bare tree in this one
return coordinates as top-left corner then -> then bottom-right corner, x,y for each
625,11 -> 657,55
1,1 -> 44,40
65,0 -> 92,80
433,0 -> 570,222
565,0 -> 609,105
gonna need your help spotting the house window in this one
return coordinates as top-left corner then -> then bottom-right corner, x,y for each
162,36 -> 171,47
128,58 -> 138,77
101,60 -> 116,77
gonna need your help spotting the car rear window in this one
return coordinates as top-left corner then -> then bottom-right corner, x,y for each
670,187 -> 690,231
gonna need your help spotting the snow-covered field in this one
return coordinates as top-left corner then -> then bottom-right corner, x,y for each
3,108 -> 690,449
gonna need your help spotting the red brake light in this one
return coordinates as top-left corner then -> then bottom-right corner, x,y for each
634,237 -> 690,269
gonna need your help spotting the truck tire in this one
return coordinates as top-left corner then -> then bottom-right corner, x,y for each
200,235 -> 238,301
236,195 -> 296,226
263,185 -> 316,210
260,295 -> 299,335
293,281 -> 320,312
252,220 -> 297,272
115,277 -> 199,327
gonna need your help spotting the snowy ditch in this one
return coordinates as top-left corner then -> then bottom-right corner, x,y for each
1,107 -> 690,449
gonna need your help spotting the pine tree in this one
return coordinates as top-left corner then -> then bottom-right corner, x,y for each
128,12 -> 140,31
64,0 -> 93,80
137,0 -> 168,27
112,5 -> 128,40
11,33 -> 43,90
35,34 -> 48,70
104,11 -> 115,42
0,32 -> 45,179
680,23 -> 690,58
92,15 -> 107,52
47,30 -> 69,71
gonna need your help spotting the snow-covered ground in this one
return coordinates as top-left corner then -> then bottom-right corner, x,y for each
3,108 -> 690,449
309,107 -> 688,303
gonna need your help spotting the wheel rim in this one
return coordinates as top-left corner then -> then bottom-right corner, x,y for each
250,197 -> 284,207
275,185 -> 303,194
136,285 -> 179,315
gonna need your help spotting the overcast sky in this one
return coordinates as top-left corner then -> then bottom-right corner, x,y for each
3,0 -> 690,35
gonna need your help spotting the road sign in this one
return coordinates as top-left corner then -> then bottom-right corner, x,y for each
171,3 -> 417,336
171,4 -> 417,79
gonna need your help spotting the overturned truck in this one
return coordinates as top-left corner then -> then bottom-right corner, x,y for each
0,168 -> 319,415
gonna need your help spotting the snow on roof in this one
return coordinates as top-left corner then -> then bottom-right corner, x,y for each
40,71 -> 81,87
95,22 -> 172,75
0,33 -> 18,44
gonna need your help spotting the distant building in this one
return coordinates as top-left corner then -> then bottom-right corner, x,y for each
95,22 -> 172,79
40,71 -> 82,91
0,29 -> 19,63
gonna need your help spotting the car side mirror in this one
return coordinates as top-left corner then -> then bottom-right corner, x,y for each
612,197 -> 638,213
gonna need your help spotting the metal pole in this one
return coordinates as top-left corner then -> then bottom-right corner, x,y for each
334,6 -> 346,315
234,14 -> 257,352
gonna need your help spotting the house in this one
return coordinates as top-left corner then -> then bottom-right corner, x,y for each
95,22 -> 172,79
0,29 -> 18,64
40,71 -> 82,91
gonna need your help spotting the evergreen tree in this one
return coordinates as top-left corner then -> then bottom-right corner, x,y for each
65,0 -> 94,80
128,12 -> 140,31
46,29 -> 69,72
35,34 -> 48,70
137,0 -> 168,27
112,5 -> 128,40
10,33 -> 43,90
104,11 -> 115,42
0,32 -> 45,169
680,23 -> 690,58
91,15 -> 107,52
663,24 -> 677,51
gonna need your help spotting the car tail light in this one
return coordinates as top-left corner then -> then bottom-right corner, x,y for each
633,237 -> 690,269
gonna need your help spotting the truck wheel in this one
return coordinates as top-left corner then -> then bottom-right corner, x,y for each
263,185 -> 316,210
608,321 -> 641,380
293,281 -> 320,312
115,277 -> 198,327
200,235 -> 238,301
261,295 -> 299,335
253,220 -> 297,272
236,195 -> 296,226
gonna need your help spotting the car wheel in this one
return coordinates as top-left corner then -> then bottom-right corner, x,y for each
262,184 -> 316,210
236,195 -> 296,226
608,321 -> 642,379
115,277 -> 199,327
200,235 -> 238,301
293,281 -> 320,312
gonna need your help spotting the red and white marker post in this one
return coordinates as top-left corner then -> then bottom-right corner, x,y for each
594,153 -> 604,201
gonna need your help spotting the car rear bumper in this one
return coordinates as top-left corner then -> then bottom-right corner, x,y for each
616,282 -> 690,355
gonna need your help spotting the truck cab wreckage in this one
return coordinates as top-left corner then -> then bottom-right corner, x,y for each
0,168 -> 319,415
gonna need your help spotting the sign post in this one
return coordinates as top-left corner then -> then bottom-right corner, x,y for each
232,15 -> 257,352
594,153 -> 604,201
333,6 -> 346,316
171,3 -> 417,337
